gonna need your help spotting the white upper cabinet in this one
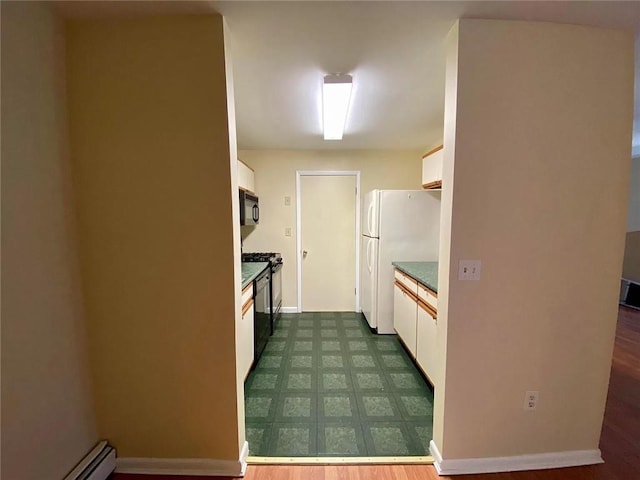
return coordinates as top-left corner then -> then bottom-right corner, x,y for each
421,145 -> 443,189
238,159 -> 255,193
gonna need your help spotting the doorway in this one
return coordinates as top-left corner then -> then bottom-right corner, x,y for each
243,171 -> 435,461
296,171 -> 360,312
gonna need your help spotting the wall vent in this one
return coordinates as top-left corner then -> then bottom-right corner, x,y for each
64,441 -> 116,480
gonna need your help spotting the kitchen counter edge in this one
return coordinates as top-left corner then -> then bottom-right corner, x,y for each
392,261 -> 438,293
241,262 -> 269,289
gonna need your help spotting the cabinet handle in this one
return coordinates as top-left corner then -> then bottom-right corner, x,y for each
418,298 -> 437,320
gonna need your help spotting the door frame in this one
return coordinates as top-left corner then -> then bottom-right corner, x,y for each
295,170 -> 361,313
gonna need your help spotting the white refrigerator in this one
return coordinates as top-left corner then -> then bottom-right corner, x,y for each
360,189 -> 441,334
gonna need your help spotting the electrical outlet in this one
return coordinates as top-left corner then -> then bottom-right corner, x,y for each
284,227 -> 292,237
524,391 -> 539,411
458,260 -> 481,280
284,196 -> 291,206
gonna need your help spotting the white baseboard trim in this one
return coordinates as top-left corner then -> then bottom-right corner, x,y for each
280,306 -> 299,313
116,441 -> 249,477
429,440 -> 603,476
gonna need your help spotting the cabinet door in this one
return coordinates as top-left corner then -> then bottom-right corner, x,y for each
240,300 -> 255,380
416,302 -> 437,386
393,283 -> 417,357
238,159 -> 255,194
421,147 -> 443,189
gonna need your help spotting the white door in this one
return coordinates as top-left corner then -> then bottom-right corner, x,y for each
300,175 -> 357,311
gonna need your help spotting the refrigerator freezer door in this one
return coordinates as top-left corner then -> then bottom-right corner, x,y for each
360,235 -> 379,329
363,190 -> 380,238
378,190 -> 439,242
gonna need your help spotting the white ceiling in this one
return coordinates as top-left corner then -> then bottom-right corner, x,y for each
59,1 -> 640,153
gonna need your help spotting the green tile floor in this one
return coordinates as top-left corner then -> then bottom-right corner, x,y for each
244,312 -> 434,457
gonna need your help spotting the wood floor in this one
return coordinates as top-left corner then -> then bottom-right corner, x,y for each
112,306 -> 639,480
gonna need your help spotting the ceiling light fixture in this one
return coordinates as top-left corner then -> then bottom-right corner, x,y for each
323,74 -> 353,140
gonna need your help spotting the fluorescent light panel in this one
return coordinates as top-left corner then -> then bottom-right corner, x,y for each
323,74 -> 352,140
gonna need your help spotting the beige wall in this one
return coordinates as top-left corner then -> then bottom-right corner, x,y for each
1,2 -> 98,479
66,14 -> 243,460
435,19 -> 634,460
238,150 -> 422,309
431,21 -> 459,448
224,18 -> 248,453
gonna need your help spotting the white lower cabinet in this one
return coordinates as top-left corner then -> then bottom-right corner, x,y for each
240,283 -> 255,380
393,283 -> 418,356
393,268 -> 438,387
416,301 -> 437,384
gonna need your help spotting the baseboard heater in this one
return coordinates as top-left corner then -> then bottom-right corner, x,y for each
64,441 -> 116,480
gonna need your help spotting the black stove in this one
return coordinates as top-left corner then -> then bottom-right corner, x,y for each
242,252 -> 283,341
242,252 -> 282,265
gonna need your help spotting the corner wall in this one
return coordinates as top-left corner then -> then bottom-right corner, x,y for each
66,14 -> 243,462
1,3 -> 98,479
435,19 -> 634,467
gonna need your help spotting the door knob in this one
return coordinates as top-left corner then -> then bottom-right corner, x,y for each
302,250 -> 308,258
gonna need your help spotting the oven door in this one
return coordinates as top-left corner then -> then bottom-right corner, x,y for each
270,262 -> 283,333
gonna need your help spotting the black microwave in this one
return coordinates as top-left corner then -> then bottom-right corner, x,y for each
239,190 -> 259,225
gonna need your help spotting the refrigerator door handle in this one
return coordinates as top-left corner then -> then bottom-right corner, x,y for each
366,239 -> 373,273
367,202 -> 374,236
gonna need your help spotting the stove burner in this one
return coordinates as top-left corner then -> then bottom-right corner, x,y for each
242,252 -> 282,264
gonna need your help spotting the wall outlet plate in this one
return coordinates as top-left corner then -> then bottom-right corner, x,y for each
459,260 -> 481,280
524,390 -> 539,411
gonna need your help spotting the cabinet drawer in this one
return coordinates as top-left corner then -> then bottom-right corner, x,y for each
394,269 -> 418,294
417,283 -> 437,313
242,282 -> 254,308
242,297 -> 254,316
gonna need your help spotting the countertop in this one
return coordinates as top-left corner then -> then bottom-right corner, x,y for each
392,261 -> 438,293
241,262 -> 269,289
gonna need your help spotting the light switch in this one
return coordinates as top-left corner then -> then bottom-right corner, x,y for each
284,196 -> 291,206
459,260 -> 481,281
285,227 -> 292,237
